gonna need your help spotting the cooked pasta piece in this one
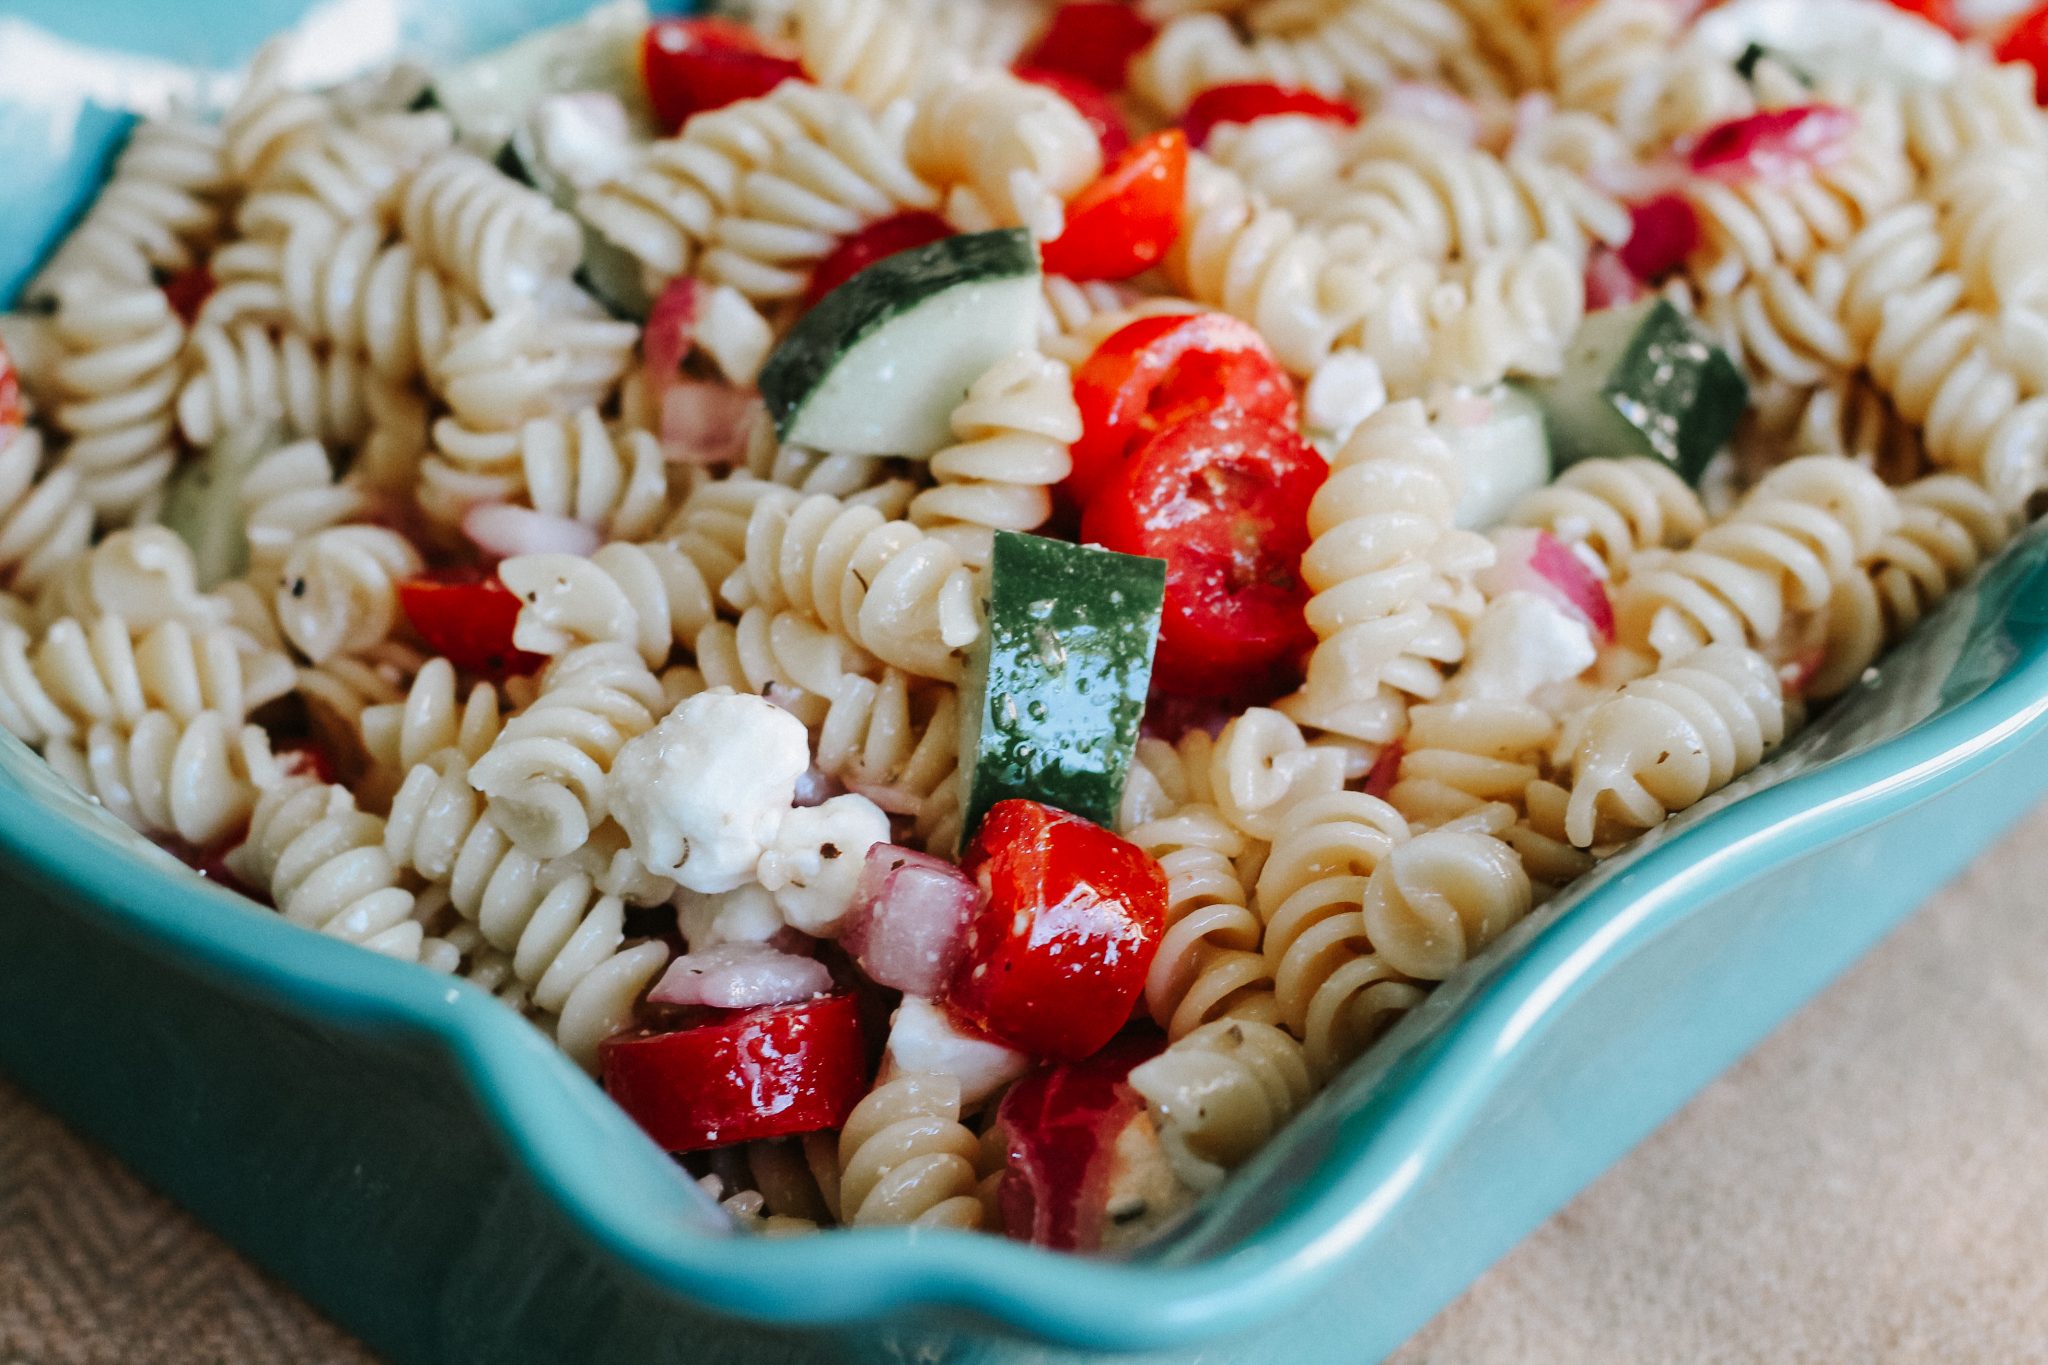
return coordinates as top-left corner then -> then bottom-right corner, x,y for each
831,1073 -> 986,1227
1206,708 -> 1350,842
1126,803 -> 1279,1041
359,656 -> 504,778
1562,642 -> 1787,848
27,524 -> 225,634
1127,1018 -> 1314,1192
240,440 -> 366,574
398,148 -> 583,309
42,709 -> 274,848
1357,826 -> 1532,981
906,69 -> 1102,241
0,614 -> 292,745
43,282 -> 185,520
423,408 -> 673,539
908,350 -> 1076,566
501,538 -> 730,668
177,321 -> 374,451
0,424 -> 92,594
273,525 -> 422,665
1505,456 -> 1709,579
28,114 -> 227,300
1386,697 -> 1556,829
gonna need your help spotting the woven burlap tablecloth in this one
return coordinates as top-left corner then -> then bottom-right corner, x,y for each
8,800 -> 2048,1365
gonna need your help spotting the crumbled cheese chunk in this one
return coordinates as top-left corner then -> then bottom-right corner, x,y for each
532,92 -> 636,192
1448,591 -> 1597,703
675,884 -> 785,951
1303,348 -> 1387,454
882,997 -> 1030,1108
756,793 -> 890,936
610,689 -> 809,892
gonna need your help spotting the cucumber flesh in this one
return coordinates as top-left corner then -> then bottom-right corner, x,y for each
1445,386 -> 1553,530
1533,298 -> 1746,486
428,0 -> 652,152
958,531 -> 1166,843
160,424 -> 280,590
760,229 -> 1042,457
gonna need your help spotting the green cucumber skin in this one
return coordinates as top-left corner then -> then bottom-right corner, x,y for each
759,229 -> 1040,444
959,531 -> 1166,843
1543,299 -> 1747,485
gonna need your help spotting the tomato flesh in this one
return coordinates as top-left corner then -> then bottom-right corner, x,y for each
948,801 -> 1166,1061
1066,311 -> 1297,510
1617,192 -> 1700,283
601,994 -> 872,1152
0,340 -> 20,431
1998,5 -> 2048,104
994,1034 -> 1162,1249
400,572 -> 546,678
1082,410 -> 1322,697
162,264 -> 215,325
1687,105 -> 1857,182
1016,2 -> 1156,93
1882,0 -> 1961,35
641,18 -> 803,133
1180,82 -> 1359,149
803,211 -> 954,308
1041,130 -> 1186,282
1016,67 -> 1132,161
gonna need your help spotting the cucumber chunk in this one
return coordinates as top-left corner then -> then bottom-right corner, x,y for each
160,424 -> 280,590
1531,298 -> 1746,486
427,0 -> 652,152
759,229 -> 1042,457
958,532 -> 1166,842
1443,386 -> 1553,530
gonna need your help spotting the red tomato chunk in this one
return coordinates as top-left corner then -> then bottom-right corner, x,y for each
947,801 -> 1166,1061
1042,130 -> 1187,283
1180,82 -> 1359,149
601,993 -> 873,1152
1016,2 -> 1156,93
642,18 -> 803,132
1082,409 -> 1323,698
399,573 -> 546,678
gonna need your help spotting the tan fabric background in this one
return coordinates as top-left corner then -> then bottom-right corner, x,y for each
6,800 -> 2048,1365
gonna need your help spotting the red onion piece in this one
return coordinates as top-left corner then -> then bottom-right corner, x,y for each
1363,740 -> 1403,800
839,845 -> 981,996
1618,192 -> 1701,283
1482,527 -> 1616,643
660,380 -> 758,466
647,941 -> 833,1010
462,503 -> 602,559
792,765 -> 846,808
643,276 -> 699,399
1687,105 -> 1857,183
1584,249 -> 1646,313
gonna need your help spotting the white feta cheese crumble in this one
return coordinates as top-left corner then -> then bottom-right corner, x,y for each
1303,348 -> 1387,454
609,689 -> 809,892
675,884 -> 785,951
756,793 -> 890,936
1691,0 -> 1960,86
532,91 -> 637,192
882,997 -> 1031,1108
1447,591 -> 1598,703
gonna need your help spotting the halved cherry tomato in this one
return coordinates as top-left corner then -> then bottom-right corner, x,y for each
399,572 -> 545,677
1041,129 -> 1187,282
0,340 -> 21,431
803,210 -> 954,308
1016,66 -> 1132,162
1082,409 -> 1322,697
1066,311 -> 1297,510
1686,105 -> 1857,182
1882,0 -> 1961,36
642,18 -> 804,133
1180,82 -> 1359,149
994,1034 -> 1162,1249
1016,2 -> 1156,94
601,994 -> 873,1152
1997,5 -> 2048,104
949,801 -> 1166,1061
162,264 -> 215,326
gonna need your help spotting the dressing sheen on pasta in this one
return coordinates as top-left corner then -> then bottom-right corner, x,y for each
3,0 -> 2041,1252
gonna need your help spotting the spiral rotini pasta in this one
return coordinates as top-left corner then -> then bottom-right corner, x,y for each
831,1072 -> 986,1227
43,709 -> 273,849
1356,826 -> 1531,981
359,656 -> 504,780
177,321 -> 374,451
1253,790 -> 1420,1075
42,282 -> 184,521
907,350 -> 1075,566
1127,1018 -> 1314,1191
1563,642 -> 1786,848
1282,401 -> 1492,744
422,408 -> 672,539
272,525 -> 422,665
28,114 -> 227,300
726,489 -> 983,682
1826,56 -> 2047,177
1347,242 -> 1586,393
430,306 -> 638,433
465,642 -> 666,859
1385,697 -> 1556,829
906,70 -> 1101,241
700,87 -> 940,301
1614,454 -> 1901,662
398,148 -> 583,309
1126,803 -> 1279,1041
1542,0 -> 1680,127
0,425 -> 93,594
225,776 -> 443,963
0,614 -> 291,746
1505,455 -> 1709,578
1206,707 -> 1350,842
501,538 -> 730,668
239,440 -> 365,575
30,527 -> 226,636
219,41 -> 328,187
1813,474 -> 2017,697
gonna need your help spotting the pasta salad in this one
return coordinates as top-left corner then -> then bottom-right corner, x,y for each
2,0 -> 2044,1249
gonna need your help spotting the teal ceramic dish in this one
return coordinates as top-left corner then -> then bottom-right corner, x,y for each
7,6 -> 2048,1363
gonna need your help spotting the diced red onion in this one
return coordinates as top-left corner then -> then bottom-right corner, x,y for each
1584,246 -> 1646,312
1618,192 -> 1701,283
647,941 -> 833,1010
1363,740 -> 1403,800
1687,105 -> 1857,183
643,277 -> 699,400
462,503 -> 602,559
659,380 -> 759,466
839,844 -> 981,996
1482,527 -> 1616,642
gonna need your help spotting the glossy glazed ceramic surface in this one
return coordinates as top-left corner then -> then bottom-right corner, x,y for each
5,6 -> 2048,1362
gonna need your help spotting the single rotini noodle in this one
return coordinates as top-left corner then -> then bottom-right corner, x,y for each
1386,697 -> 1556,829
907,350 -> 1076,566
0,425 -> 94,594
1356,827 -> 1532,981
177,321 -> 374,451
422,408 -> 673,539
501,537 -> 732,668
272,525 -> 422,665
43,282 -> 184,521
1126,1018 -> 1315,1192
28,114 -> 227,299
1126,803 -> 1280,1041
43,710 -> 274,848
397,148 -> 582,309
240,440 -> 366,574
0,614 -> 291,745
832,1073 -> 985,1227
906,70 -> 1101,241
